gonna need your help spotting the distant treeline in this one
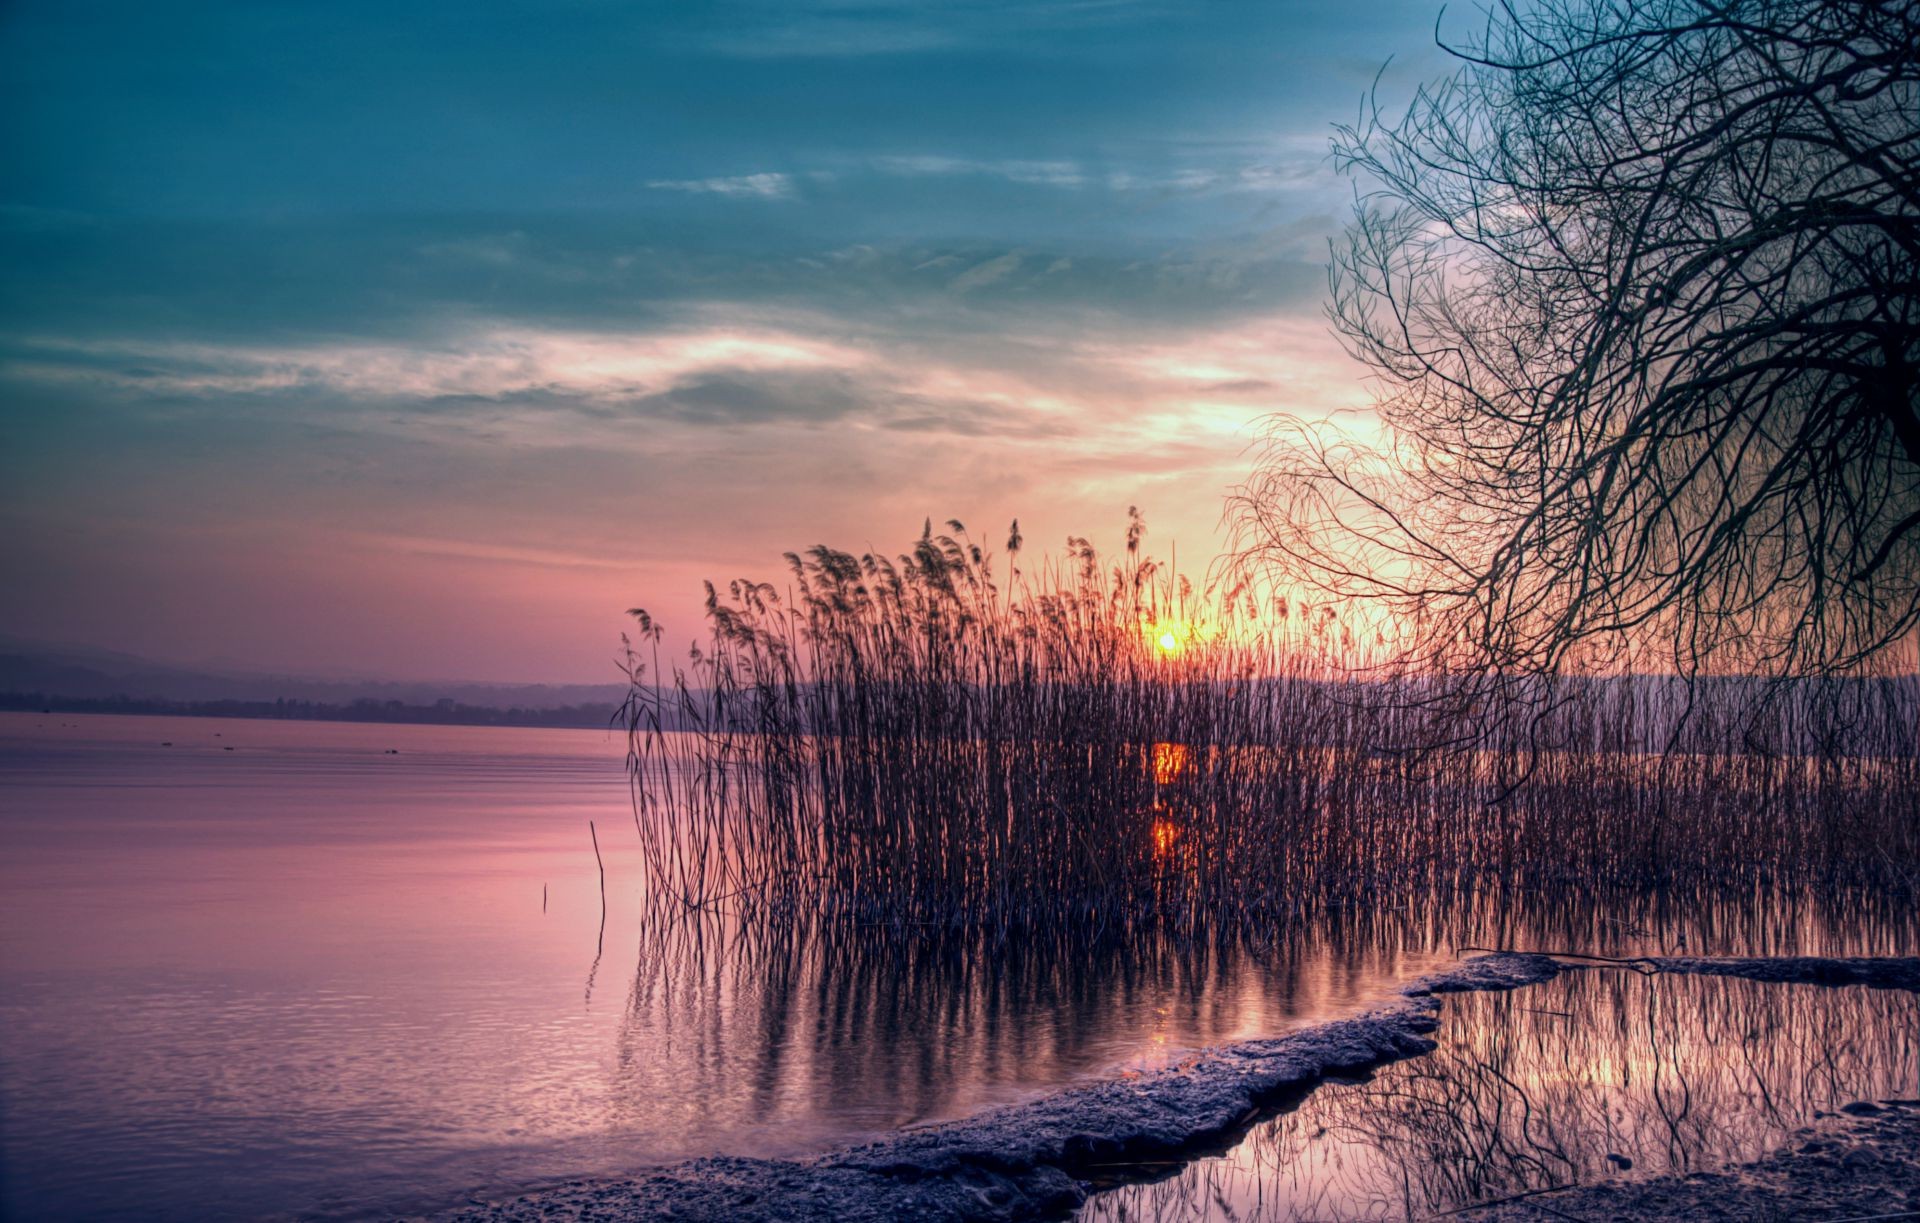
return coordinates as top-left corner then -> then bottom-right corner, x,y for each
0,690 -> 622,729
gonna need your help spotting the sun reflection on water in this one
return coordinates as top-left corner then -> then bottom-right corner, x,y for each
1151,742 -> 1191,786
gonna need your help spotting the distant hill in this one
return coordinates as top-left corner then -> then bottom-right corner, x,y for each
0,637 -> 630,727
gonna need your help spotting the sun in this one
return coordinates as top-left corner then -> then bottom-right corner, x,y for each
1151,619 -> 1197,657
1149,617 -> 1219,658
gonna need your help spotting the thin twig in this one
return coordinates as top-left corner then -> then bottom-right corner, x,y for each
1430,1183 -> 1575,1217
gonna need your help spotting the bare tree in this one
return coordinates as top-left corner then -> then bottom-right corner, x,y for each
1234,0 -> 1919,680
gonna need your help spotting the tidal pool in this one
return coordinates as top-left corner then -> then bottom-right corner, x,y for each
1081,969 -> 1920,1221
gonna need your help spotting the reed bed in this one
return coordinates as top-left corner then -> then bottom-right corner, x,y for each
622,517 -> 1918,935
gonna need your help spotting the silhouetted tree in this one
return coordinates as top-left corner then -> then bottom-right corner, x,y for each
1235,0 -> 1918,679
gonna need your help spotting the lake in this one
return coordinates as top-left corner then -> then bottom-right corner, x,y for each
0,712 -> 1912,1220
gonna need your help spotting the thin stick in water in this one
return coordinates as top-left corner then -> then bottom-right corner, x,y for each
590,821 -> 607,938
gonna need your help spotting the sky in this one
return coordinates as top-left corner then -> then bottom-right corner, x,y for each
0,0 -> 1455,683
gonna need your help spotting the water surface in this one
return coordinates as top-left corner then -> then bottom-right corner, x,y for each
0,712 -> 1911,1220
1082,970 -> 1920,1221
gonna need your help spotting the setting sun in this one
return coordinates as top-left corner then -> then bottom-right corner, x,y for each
1150,617 -> 1213,658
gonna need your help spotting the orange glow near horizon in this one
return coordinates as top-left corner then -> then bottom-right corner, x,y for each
1147,614 -> 1244,663
1136,618 -> 1198,656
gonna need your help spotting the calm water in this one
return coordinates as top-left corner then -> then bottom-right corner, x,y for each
0,713 -> 1912,1220
1083,970 -> 1920,1221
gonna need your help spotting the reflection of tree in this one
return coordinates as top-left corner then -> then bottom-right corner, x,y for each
1085,971 -> 1919,1221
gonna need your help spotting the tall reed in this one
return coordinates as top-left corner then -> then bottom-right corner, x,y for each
622,516 -> 1918,934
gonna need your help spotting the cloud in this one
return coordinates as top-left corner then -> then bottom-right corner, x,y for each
0,209 -> 1342,366
646,173 -> 796,199
677,0 -> 1166,59
348,532 -> 637,573
2,327 -> 871,406
1153,158 -> 1327,196
0,303 -> 1363,468
874,156 -> 1087,187
0,317 -> 1088,450
629,368 -> 870,425
950,252 -> 1024,293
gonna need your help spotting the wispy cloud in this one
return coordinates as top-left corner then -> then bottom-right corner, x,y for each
853,148 -> 1328,197
949,252 -> 1024,292
3,327 -> 868,404
348,531 -> 638,572
647,173 -> 797,199
681,0 -> 1167,59
873,156 -> 1088,188
0,305 -> 1361,457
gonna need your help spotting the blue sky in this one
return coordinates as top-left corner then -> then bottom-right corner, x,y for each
1,0 -> 1453,682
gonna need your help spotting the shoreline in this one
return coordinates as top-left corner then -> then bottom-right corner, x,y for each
434,953 -> 1920,1222
1480,1097 -> 1920,1221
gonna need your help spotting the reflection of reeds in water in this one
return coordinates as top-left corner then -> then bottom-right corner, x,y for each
595,883 -> 1917,1151
621,517 -> 1918,932
1083,970 -> 1920,1222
